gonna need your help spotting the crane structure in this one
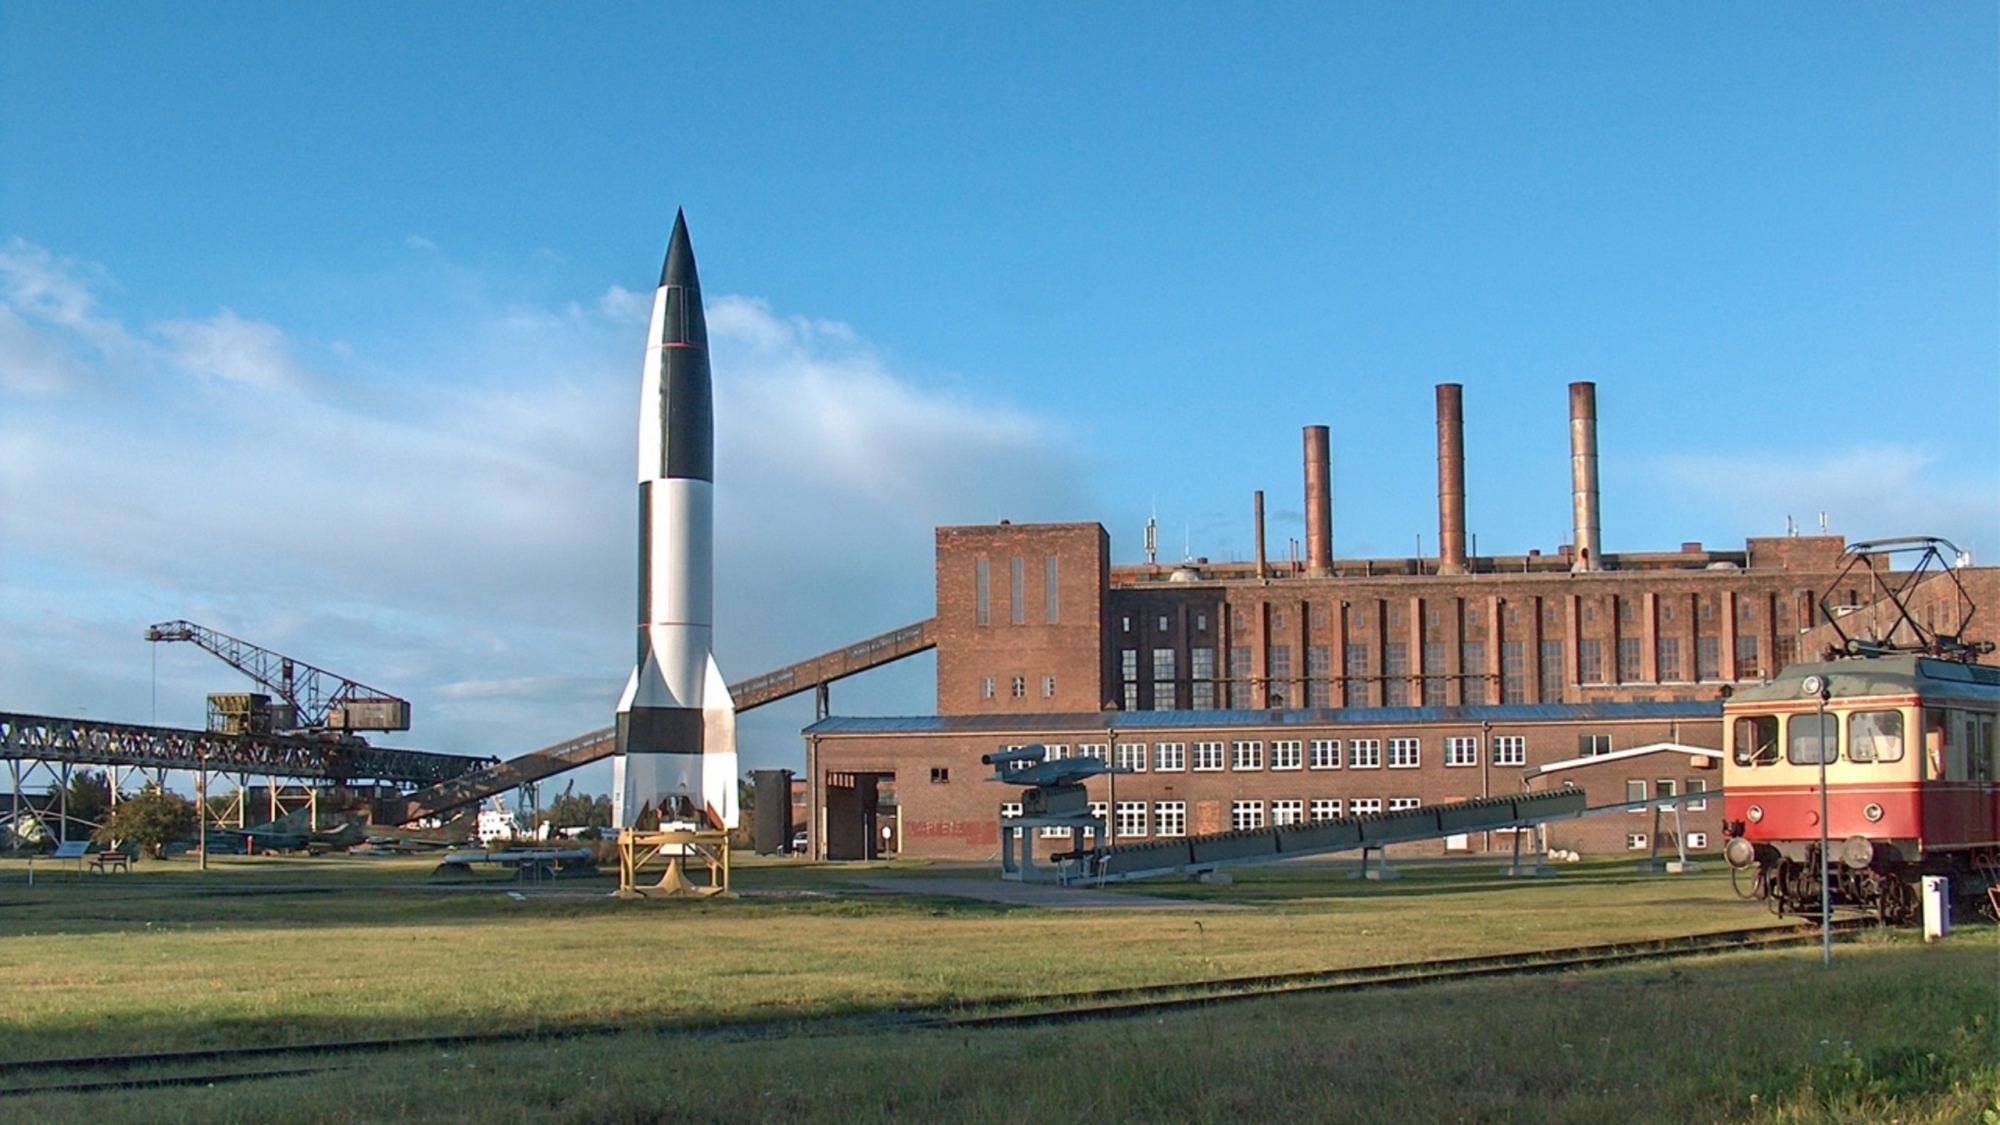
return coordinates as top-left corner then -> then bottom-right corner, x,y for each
144,620 -> 412,733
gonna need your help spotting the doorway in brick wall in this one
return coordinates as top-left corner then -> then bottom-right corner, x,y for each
824,771 -> 897,860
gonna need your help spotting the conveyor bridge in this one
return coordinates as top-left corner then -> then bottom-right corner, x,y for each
389,618 -> 938,823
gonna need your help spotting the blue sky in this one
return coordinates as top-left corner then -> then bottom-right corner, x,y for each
2,5 -> 1994,789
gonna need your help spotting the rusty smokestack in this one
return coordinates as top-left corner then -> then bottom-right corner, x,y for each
1435,384 -> 1467,576
1569,381 -> 1601,572
1253,489 -> 1268,579
1303,425 -> 1332,576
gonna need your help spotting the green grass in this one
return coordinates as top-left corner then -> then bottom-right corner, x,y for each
0,853 -> 1991,1123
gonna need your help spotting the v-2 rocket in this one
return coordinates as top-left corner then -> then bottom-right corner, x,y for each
613,210 -> 738,830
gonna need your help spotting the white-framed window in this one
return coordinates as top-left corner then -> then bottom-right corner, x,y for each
1231,800 -> 1265,831
1626,779 -> 1647,809
1351,798 -> 1383,815
1493,735 -> 1526,767
1388,738 -> 1421,768
1193,742 -> 1226,771
1309,739 -> 1341,769
1041,823 -> 1070,838
1310,798 -> 1340,821
1115,801 -> 1147,838
981,677 -> 995,699
1349,739 -> 1382,769
1271,740 -> 1303,770
1444,736 -> 1478,767
1231,741 -> 1264,771
1001,801 -> 1023,817
1011,675 -> 1026,698
998,745 -> 1034,771
1154,742 -> 1186,771
1627,833 -> 1648,850
1686,778 -> 1708,811
1155,801 -> 1186,837
1076,743 -> 1107,760
1389,797 -> 1421,811
1044,744 -> 1070,760
1089,801 -> 1107,822
1115,743 -> 1147,772
1656,779 -> 1677,807
1042,675 -> 1056,698
1687,831 -> 1709,849
1271,799 -> 1304,826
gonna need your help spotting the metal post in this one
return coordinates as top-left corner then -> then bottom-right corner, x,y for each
198,761 -> 208,871
1818,691 -> 1831,966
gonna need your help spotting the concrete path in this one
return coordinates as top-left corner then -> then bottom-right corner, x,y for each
860,877 -> 1246,910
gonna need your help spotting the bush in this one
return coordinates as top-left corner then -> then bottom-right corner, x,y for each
93,785 -> 196,859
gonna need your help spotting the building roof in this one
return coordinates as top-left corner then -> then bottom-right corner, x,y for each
805,700 -> 1721,737
1524,741 -> 1723,778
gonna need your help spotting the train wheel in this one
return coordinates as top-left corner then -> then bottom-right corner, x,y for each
1877,878 -> 1916,926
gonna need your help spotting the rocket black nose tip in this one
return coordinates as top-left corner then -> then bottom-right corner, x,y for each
661,210 -> 697,289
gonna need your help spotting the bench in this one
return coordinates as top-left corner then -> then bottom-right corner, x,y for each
89,850 -> 131,874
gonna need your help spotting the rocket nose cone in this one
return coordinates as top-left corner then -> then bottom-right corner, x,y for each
660,210 -> 699,289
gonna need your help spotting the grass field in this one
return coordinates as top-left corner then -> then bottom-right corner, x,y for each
0,853 -> 1993,1123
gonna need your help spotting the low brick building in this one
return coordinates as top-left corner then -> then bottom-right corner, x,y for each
1524,743 -> 1725,857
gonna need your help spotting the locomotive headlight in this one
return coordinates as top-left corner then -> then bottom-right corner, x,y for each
1746,805 -> 1764,822
1863,803 -> 1884,822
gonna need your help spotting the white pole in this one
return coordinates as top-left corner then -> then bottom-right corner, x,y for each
1818,692 -> 1831,966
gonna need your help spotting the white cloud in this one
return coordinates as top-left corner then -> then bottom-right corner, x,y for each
0,239 -> 1090,773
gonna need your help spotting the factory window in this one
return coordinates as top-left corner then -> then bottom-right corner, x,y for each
1010,558 -> 1025,624
1696,637 -> 1721,681
1657,638 -> 1681,682
1307,646 -> 1330,708
1578,640 -> 1604,684
1657,779 -> 1677,804
1701,599 -> 1714,621
1390,608 -> 1401,627
975,559 -> 990,625
1312,609 -> 1326,629
1540,640 -> 1565,702
1234,611 -> 1247,631
1445,737 -> 1478,767
1663,602 -> 1675,621
1272,799 -> 1303,827
1740,600 -> 1753,620
1627,833 -> 1648,850
1625,780 -> 1647,806
1584,604 -> 1595,623
1344,647 -> 1370,708
1580,733 -> 1613,757
1353,609 -> 1367,628
1388,738 -> 1420,768
1686,778 -> 1708,810
1075,744 -> 1107,760
1501,641 -> 1526,704
1045,557 -> 1059,623
1042,675 -> 1056,699
1115,801 -> 1147,838
1618,638 -> 1643,683
1467,609 -> 1478,627
1011,676 -> 1026,698
1621,599 -> 1634,623
1687,832 -> 1709,849
1231,741 -> 1264,771
1506,608 -> 1517,625
1273,610 -> 1285,631
1193,742 -> 1226,771
1042,745 -> 1069,761
1115,743 -> 1147,772
1427,608 -> 1439,627
1349,739 -> 1382,769
1492,735 -> 1526,766
1228,648 -> 1253,708
1122,615 -> 1132,633
1310,799 -> 1340,822
1383,644 -> 1409,707
930,768 -> 949,784
1351,798 -> 1383,815
1309,739 -> 1340,769
1155,742 -> 1186,771
1422,643 -> 1447,708
1152,649 -> 1176,685
1123,684 -> 1139,711
1121,650 -> 1138,682
1158,615 -> 1170,633
1154,682 -> 1176,710
1231,801 -> 1265,831
981,677 -> 995,699
1040,822 -> 1070,839
1461,642 -> 1486,705
1268,646 -> 1291,708
1195,613 -> 1207,632
1190,648 -> 1216,709
1545,604 -> 1558,625
1736,636 -> 1761,680
1155,802 -> 1187,837
1271,740 -> 1302,770
1389,797 -> 1421,812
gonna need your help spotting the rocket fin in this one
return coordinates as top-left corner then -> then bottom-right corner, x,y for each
701,653 -> 739,829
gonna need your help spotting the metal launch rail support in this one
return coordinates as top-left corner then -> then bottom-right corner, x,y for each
616,827 -> 732,898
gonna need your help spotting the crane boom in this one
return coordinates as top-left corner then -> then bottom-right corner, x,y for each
144,619 -> 412,731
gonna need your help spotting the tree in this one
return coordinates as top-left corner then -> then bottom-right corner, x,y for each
94,785 -> 195,859
546,783 -> 611,830
44,769 -> 111,831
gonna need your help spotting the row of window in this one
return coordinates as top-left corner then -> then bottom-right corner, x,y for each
1620,778 -> 1709,810
974,557 -> 1060,626
1732,708 -> 1998,780
1001,797 -> 1424,838
1628,832 -> 1710,850
1016,736 -> 1531,773
981,675 -> 1058,700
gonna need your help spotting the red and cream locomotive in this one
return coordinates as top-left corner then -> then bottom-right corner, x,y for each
1722,539 -> 1998,924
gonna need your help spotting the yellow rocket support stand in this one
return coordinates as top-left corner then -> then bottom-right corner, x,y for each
616,828 -> 733,898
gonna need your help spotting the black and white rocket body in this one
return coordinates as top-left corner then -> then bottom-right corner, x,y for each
614,211 -> 738,830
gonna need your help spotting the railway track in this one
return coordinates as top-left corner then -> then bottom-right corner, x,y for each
0,919 -> 1873,1098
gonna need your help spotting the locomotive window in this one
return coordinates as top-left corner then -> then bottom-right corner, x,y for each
1787,712 -> 1838,766
1732,716 -> 1779,766
1846,710 -> 1903,763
